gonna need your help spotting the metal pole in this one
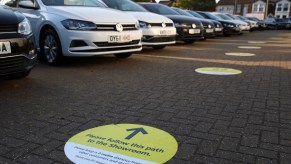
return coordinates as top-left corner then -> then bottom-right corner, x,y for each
234,0 -> 237,14
265,0 -> 269,18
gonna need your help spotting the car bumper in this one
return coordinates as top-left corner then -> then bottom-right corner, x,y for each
60,29 -> 143,57
203,28 -> 216,38
214,27 -> 224,36
175,27 -> 204,40
141,27 -> 176,46
0,33 -> 37,78
224,27 -> 241,35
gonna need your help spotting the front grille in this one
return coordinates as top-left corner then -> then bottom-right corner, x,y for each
0,24 -> 18,33
70,46 -> 141,53
143,36 -> 175,43
0,56 -> 31,76
94,40 -> 140,47
96,24 -> 137,31
150,23 -> 173,27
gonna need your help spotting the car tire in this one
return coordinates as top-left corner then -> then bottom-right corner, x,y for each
152,45 -> 166,50
184,40 -> 195,44
114,53 -> 132,59
40,29 -> 63,65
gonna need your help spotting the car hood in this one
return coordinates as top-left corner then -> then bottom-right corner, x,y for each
164,15 -> 201,24
126,11 -> 173,23
196,18 -> 214,26
47,6 -> 138,23
231,20 -> 248,25
0,5 -> 24,24
218,20 -> 238,25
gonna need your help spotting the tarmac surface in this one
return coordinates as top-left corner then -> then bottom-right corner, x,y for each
1,30 -> 291,164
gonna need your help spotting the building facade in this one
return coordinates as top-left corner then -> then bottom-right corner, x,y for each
216,0 -> 291,19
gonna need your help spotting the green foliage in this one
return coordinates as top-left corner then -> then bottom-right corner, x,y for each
173,0 -> 216,11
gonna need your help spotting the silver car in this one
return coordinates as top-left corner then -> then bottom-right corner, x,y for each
3,0 -> 143,65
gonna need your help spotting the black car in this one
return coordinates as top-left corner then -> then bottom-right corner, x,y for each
196,11 -> 241,36
0,5 -> 36,79
139,3 -> 204,44
186,10 -> 224,36
264,17 -> 286,30
171,7 -> 215,39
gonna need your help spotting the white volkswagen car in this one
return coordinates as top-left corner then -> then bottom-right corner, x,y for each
3,0 -> 142,65
99,0 -> 176,49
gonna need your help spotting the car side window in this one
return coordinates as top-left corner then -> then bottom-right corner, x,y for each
3,0 -> 16,7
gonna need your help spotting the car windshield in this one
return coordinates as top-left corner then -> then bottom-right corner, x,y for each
172,8 -> 193,17
226,14 -> 236,20
248,17 -> 259,21
101,0 -> 147,12
187,11 -> 205,19
141,4 -> 179,15
216,14 -> 233,20
238,16 -> 248,20
204,12 -> 220,20
41,0 -> 106,7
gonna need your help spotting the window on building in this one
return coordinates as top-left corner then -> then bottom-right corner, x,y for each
218,6 -> 224,12
253,4 -> 258,12
283,3 -> 289,11
253,2 -> 265,13
277,3 -> 282,11
236,4 -> 241,13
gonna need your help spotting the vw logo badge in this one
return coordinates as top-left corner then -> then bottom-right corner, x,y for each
208,24 -> 212,28
162,22 -> 166,28
116,23 -> 123,32
192,24 -> 196,28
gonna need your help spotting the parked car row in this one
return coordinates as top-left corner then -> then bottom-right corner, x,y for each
0,0 -> 266,79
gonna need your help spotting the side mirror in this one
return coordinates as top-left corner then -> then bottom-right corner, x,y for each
19,1 -> 39,9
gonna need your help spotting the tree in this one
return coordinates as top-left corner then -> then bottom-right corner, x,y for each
173,0 -> 216,11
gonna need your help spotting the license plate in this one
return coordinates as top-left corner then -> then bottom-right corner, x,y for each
206,29 -> 214,33
0,42 -> 11,55
108,34 -> 131,43
215,28 -> 222,31
189,29 -> 200,34
160,30 -> 167,35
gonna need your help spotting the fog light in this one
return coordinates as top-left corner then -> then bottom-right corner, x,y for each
27,49 -> 36,59
183,29 -> 188,32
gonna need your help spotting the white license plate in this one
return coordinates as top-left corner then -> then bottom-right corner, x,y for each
189,29 -> 200,34
215,28 -> 222,32
108,34 -> 131,43
0,42 -> 11,55
206,29 -> 214,33
160,30 -> 172,35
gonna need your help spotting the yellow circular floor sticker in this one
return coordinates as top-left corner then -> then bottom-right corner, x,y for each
238,46 -> 261,49
195,67 -> 242,75
248,41 -> 266,44
225,52 -> 256,57
64,124 -> 178,164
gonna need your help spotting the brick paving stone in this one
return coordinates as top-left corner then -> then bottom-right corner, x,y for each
261,131 -> 278,144
219,137 -> 240,151
256,157 -> 278,164
175,144 -> 197,160
216,150 -> 255,163
46,150 -> 71,163
239,146 -> 277,159
197,140 -> 219,156
195,122 -> 213,133
231,118 -> 247,128
241,135 -> 259,148
32,140 -> 63,156
0,156 -> 18,164
4,142 -> 39,160
0,137 -> 27,148
280,153 -> 291,164
18,154 -> 53,164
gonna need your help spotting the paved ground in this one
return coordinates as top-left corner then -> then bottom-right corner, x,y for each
1,30 -> 291,164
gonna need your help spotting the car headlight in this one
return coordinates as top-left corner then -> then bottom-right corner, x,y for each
139,21 -> 151,28
61,19 -> 97,31
18,17 -> 32,35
